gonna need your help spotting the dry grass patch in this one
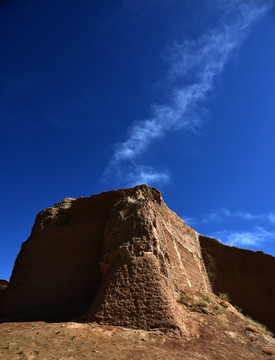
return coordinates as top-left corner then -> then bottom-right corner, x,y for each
177,293 -> 210,314
243,315 -> 274,338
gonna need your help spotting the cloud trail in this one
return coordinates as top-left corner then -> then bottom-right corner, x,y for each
210,227 -> 275,247
123,165 -> 170,187
183,208 -> 275,226
104,0 -> 273,186
182,208 -> 275,227
183,206 -> 275,248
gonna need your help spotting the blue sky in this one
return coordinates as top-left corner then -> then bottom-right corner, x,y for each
1,0 -> 275,280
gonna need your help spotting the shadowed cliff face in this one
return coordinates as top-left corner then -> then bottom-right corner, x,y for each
0,185 -> 274,337
0,280 -> 8,290
199,235 -> 275,334
0,280 -> 8,307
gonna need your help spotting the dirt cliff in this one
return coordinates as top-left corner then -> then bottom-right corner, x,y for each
199,235 -> 275,334
0,185 -> 210,336
0,185 -> 274,342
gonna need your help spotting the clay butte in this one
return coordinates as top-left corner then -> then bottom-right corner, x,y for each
0,185 -> 274,335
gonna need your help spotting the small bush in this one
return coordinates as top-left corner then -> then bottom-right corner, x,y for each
218,292 -> 230,302
214,305 -> 222,315
177,294 -> 209,313
202,295 -> 211,303
233,305 -> 243,313
195,300 -> 208,308
176,294 -> 192,306
190,300 -> 208,313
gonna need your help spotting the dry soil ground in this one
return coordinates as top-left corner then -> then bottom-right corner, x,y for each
0,305 -> 274,360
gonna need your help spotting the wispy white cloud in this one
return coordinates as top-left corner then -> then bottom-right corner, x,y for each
210,226 -> 275,247
104,0 -> 273,186
123,165 -> 170,187
105,163 -> 169,188
181,215 -> 197,226
268,213 -> 275,224
201,208 -> 262,224
183,207 -> 275,226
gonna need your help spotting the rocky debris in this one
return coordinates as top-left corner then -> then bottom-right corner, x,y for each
263,347 -> 275,356
199,235 -> 275,334
246,324 -> 260,333
220,300 -> 230,308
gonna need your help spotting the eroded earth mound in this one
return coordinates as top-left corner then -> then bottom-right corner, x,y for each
0,185 -> 274,358
0,185 -> 211,336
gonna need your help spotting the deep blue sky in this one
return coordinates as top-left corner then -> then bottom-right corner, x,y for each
1,0 -> 275,280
